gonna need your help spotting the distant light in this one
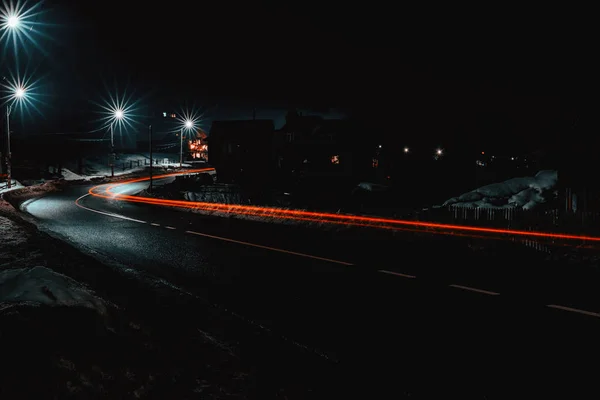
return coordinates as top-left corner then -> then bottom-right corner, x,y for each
403,147 -> 409,153
14,87 -> 25,98
114,109 -> 124,119
436,148 -> 443,155
7,15 -> 19,28
511,157 -> 515,160
163,112 -> 167,117
481,151 -> 485,155
185,119 -> 193,129
378,145 -> 382,148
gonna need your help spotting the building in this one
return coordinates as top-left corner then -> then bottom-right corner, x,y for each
558,134 -> 600,212
208,119 -> 275,186
274,110 -> 370,182
188,128 -> 208,161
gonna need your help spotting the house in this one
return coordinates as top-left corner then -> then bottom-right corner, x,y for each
208,119 -> 275,186
188,128 -> 209,161
274,110 -> 370,182
558,142 -> 600,212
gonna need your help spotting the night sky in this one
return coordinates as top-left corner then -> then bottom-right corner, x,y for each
2,1 -> 589,155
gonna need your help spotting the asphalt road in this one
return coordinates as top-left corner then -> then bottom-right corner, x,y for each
23,176 -> 600,398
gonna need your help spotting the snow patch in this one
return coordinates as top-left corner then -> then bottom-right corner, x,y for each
184,186 -> 243,204
0,180 -> 24,194
356,182 -> 389,192
59,168 -> 86,181
0,217 -> 29,248
0,266 -> 107,314
67,153 -> 193,178
443,170 -> 557,210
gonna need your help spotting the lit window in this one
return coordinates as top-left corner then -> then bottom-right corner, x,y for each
331,155 -> 340,164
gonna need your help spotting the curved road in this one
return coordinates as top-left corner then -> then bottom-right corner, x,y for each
23,175 -> 600,397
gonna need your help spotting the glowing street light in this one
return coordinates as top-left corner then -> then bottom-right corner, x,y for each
403,146 -> 409,153
174,108 -> 203,167
14,86 -> 24,98
1,1 -> 46,54
93,86 -> 142,178
436,148 -> 443,156
180,119 -> 195,167
7,15 -> 19,28
3,84 -> 28,189
109,109 -> 125,177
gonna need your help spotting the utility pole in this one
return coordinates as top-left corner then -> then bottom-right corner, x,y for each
179,127 -> 183,168
110,123 -> 115,177
0,76 -> 5,177
149,124 -> 153,193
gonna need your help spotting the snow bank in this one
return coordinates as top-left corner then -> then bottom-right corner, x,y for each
0,216 -> 29,248
2,180 -> 63,208
443,170 -> 557,210
0,180 -> 24,195
59,168 -> 86,181
184,186 -> 243,204
0,266 -> 107,314
65,153 -> 191,179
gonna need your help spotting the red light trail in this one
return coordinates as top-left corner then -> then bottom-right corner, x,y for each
87,169 -> 600,243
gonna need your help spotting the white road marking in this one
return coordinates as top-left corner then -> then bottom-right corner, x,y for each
151,223 -> 161,226
547,304 -> 600,318
75,194 -> 147,224
186,230 -> 354,265
448,284 -> 500,296
379,270 -> 416,278
77,193 -> 351,265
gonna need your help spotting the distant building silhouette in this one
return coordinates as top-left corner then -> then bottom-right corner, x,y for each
208,119 -> 275,188
274,110 -> 370,181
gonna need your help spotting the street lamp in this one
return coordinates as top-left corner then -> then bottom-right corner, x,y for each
4,85 -> 26,189
180,119 -> 194,167
1,12 -> 21,188
7,15 -> 19,28
110,109 -> 124,177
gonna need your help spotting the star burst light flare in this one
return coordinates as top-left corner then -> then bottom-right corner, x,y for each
92,88 -> 142,132
1,0 -> 49,55
1,73 -> 43,116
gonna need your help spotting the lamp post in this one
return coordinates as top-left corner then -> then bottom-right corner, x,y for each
2,15 -> 22,188
109,109 -> 124,177
149,124 -> 153,193
6,15 -> 19,28
4,86 -> 25,189
180,119 -> 193,168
